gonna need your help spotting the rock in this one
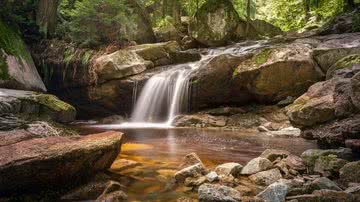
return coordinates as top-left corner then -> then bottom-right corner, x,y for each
94,50 -> 151,81
339,161 -> 360,185
249,168 -> 282,186
184,176 -> 207,187
189,0 -> 242,46
286,79 -> 336,127
285,155 -> 306,171
215,162 -> 243,177
266,127 -> 301,137
326,54 -> 360,79
301,148 -> 352,169
312,189 -> 353,202
122,0 -> 155,43
345,139 -> 360,152
259,149 -> 291,162
351,71 -> 360,110
179,152 -> 205,169
0,131 -> 123,193
198,183 -> 242,202
233,43 -> 323,103
241,157 -> 273,175
0,88 -> 76,123
235,185 -> 253,196
312,33 -> 360,73
206,171 -> 219,182
313,155 -> 348,178
175,163 -> 207,183
251,19 -> 283,37
257,182 -> 289,202
110,159 -> 141,172
0,19 -> 46,92
308,177 -> 342,192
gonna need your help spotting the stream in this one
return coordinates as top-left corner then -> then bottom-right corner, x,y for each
78,126 -> 318,201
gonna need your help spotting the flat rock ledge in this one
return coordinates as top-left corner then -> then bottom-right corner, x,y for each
0,131 -> 123,194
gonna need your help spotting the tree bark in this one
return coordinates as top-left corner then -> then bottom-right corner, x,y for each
246,0 -> 251,37
36,0 -> 60,38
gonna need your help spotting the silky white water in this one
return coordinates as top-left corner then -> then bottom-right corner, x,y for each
117,41 -> 268,129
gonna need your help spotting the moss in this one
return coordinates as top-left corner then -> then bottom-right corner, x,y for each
32,94 -> 75,113
254,49 -> 272,65
0,19 -> 32,64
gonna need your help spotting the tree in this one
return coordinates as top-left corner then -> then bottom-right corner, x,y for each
36,0 -> 60,38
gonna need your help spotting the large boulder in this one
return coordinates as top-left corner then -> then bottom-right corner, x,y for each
0,88 -> 76,123
232,43 -> 323,103
189,0 -> 242,46
0,20 -> 46,92
0,131 -> 123,194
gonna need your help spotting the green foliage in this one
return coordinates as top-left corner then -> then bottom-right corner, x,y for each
58,0 -> 136,47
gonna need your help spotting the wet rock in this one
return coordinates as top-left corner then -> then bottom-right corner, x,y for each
301,148 -> 352,169
0,131 -> 123,194
175,163 -> 207,183
198,183 -> 242,202
313,155 -> 348,178
249,168 -> 282,186
206,171 -> 219,182
266,127 -> 301,137
110,159 -> 141,172
179,152 -> 205,169
339,161 -> 360,185
241,157 -> 273,175
257,182 -> 289,202
259,149 -> 291,162
189,0 -> 243,46
215,162 -> 243,177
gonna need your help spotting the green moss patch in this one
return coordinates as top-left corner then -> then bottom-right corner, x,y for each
255,49 -> 272,65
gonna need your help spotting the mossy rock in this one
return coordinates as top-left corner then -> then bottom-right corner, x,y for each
22,94 -> 76,123
189,0 -> 241,46
326,54 -> 360,79
0,19 -> 46,91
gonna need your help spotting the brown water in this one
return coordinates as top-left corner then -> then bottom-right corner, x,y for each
78,127 -> 318,201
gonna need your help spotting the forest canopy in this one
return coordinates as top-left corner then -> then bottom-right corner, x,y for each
0,0 -> 359,46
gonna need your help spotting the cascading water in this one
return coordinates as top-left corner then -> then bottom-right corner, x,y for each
119,41 -> 268,128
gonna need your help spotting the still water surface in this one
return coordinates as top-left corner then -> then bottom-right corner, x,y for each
79,126 -> 318,201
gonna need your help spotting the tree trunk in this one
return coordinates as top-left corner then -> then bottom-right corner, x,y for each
246,0 -> 251,37
303,0 -> 310,22
36,0 -> 60,38
345,0 -> 355,11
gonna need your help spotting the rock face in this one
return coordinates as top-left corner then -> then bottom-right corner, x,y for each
287,64 -> 360,146
0,88 -> 76,123
0,131 -> 123,194
233,43 -> 323,103
189,0 -> 242,46
198,183 -> 242,202
0,20 -> 46,92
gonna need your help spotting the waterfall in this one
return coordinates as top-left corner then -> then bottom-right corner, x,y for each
126,65 -> 192,127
